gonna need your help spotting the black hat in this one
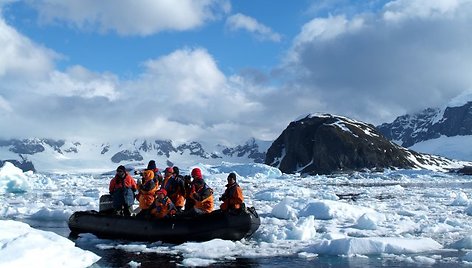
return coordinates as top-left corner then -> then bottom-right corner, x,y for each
173,166 -> 180,176
147,160 -> 157,170
228,172 -> 236,181
116,165 -> 126,173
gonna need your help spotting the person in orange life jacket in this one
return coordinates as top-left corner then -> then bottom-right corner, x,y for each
186,167 -> 214,215
109,165 -> 137,216
136,169 -> 159,218
219,172 -> 244,211
147,160 -> 163,185
150,189 -> 177,219
161,167 -> 186,211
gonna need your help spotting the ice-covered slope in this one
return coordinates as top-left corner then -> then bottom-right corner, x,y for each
377,99 -> 472,161
0,138 -> 270,173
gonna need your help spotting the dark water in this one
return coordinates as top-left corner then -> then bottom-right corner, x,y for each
27,221 -> 470,268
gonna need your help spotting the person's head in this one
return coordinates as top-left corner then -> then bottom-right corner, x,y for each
156,189 -> 167,199
142,170 -> 154,181
164,167 -> 174,177
173,166 -> 180,176
191,168 -> 202,180
147,160 -> 157,171
227,172 -> 236,184
116,165 -> 126,178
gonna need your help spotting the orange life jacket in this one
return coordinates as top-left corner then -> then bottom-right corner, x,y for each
162,175 -> 185,207
150,197 -> 176,219
220,183 -> 244,211
137,179 -> 159,209
191,184 -> 214,213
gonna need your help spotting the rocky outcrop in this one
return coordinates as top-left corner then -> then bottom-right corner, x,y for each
265,114 -> 459,175
222,138 -> 266,163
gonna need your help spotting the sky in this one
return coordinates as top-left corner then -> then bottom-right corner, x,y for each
1,0 -> 472,145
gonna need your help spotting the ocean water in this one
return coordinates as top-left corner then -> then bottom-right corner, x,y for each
8,166 -> 472,268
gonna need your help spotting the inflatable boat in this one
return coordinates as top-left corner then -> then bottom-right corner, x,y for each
68,203 -> 260,244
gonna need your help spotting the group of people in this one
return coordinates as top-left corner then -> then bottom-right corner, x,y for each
108,160 -> 244,219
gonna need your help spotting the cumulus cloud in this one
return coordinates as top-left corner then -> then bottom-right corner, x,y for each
226,13 -> 282,42
123,48 -> 264,139
281,0 -> 472,125
28,0 -> 231,36
0,15 -> 56,79
383,0 -> 462,21
38,66 -> 120,101
0,44 -> 265,143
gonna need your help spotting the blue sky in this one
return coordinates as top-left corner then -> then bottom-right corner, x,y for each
1,0 -> 472,145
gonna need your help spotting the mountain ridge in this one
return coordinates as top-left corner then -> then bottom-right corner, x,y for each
377,101 -> 472,161
0,137 -> 270,173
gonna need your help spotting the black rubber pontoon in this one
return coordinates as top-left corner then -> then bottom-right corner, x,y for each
68,207 -> 260,244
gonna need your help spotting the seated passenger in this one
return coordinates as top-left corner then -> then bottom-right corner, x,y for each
185,167 -> 214,215
161,167 -> 185,212
147,160 -> 163,184
150,189 -> 177,219
219,172 -> 244,212
109,165 -> 137,216
136,170 -> 159,218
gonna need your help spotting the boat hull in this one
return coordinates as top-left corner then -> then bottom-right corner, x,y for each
68,207 -> 260,243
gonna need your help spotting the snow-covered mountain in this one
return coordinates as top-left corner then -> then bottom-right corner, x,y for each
377,100 -> 472,161
0,138 -> 271,173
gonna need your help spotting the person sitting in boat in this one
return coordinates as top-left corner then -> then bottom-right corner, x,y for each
147,160 -> 163,184
185,167 -> 214,215
219,172 -> 244,212
161,167 -> 186,212
183,174 -> 195,211
150,189 -> 177,219
136,169 -> 159,218
109,165 -> 137,216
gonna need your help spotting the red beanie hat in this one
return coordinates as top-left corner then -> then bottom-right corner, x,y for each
191,168 -> 202,180
157,189 -> 167,196
165,167 -> 174,174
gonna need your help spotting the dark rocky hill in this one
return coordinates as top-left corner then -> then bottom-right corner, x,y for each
265,114 -> 465,175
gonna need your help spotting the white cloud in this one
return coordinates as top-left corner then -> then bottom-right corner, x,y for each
141,48 -> 227,106
226,13 -> 282,42
281,0 -> 472,125
383,0 -> 464,22
38,66 -> 120,101
0,15 -> 56,79
29,0 -> 231,36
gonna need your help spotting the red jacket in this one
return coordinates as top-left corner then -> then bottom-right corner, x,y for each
109,173 -> 137,193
